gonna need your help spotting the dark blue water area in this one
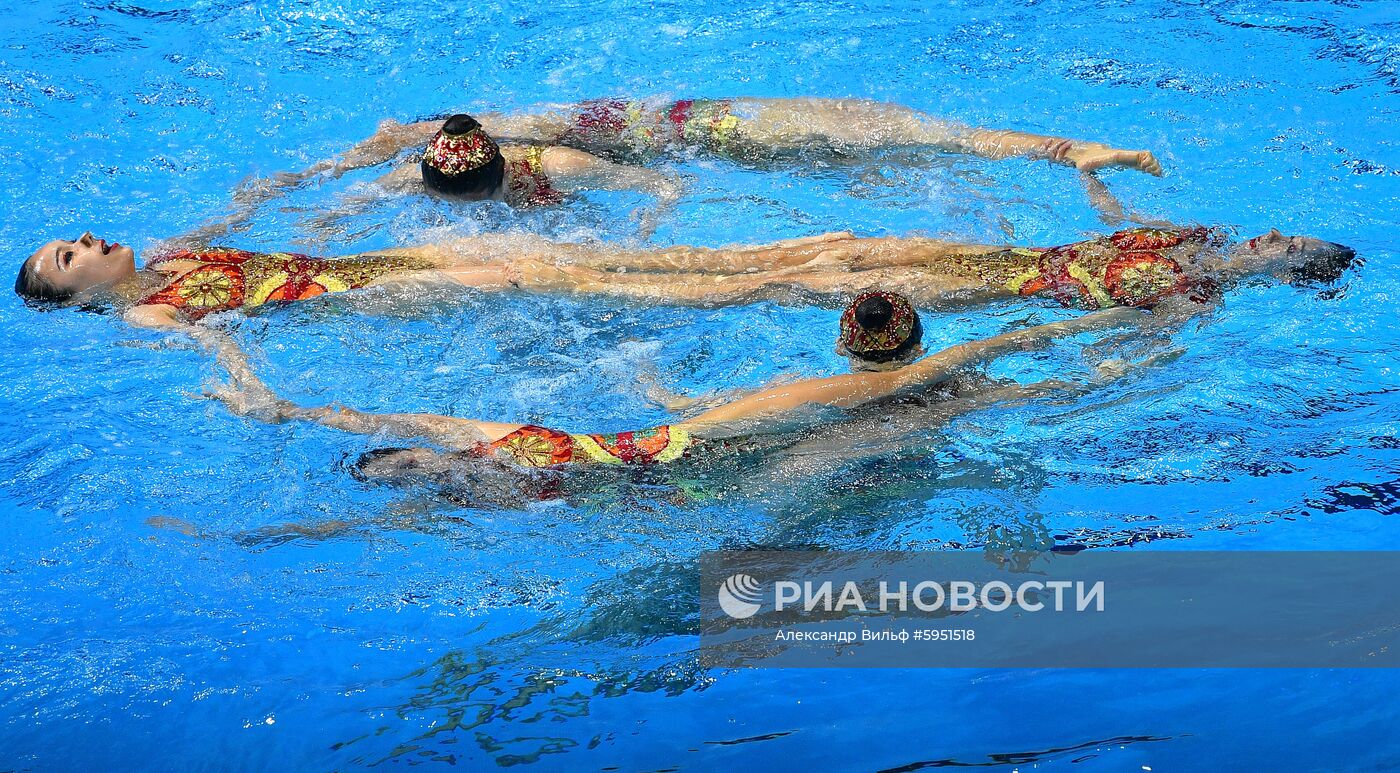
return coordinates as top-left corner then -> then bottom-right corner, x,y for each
1,0 -> 1399,769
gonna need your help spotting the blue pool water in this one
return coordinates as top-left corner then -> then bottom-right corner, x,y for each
2,0 -> 1400,769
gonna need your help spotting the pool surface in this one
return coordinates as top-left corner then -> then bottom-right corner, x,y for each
2,0 -> 1399,769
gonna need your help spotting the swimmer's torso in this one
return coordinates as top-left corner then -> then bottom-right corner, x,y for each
478,424 -> 698,468
952,227 -> 1222,309
559,98 -> 743,159
139,248 -> 432,321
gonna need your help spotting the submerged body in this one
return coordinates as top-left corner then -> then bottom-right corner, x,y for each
535,226 -> 1354,310
231,97 -> 1164,235
472,97 -> 1164,171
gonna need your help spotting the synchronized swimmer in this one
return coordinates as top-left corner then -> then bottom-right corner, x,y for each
211,293 -> 1141,502
231,97 -> 1165,228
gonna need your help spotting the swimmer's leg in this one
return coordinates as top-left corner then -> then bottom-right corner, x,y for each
738,97 -> 1161,174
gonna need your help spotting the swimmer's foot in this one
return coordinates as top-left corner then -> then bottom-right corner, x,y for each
1061,142 -> 1163,176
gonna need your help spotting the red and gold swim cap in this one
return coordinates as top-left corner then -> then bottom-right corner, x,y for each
839,291 -> 919,359
423,123 -> 500,176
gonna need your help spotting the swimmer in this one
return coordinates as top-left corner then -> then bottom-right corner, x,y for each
234,98 -> 1162,233
497,225 -> 1358,312
209,292 -> 1144,502
304,96 -> 1164,178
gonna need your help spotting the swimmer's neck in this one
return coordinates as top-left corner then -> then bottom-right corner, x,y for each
87,271 -> 161,307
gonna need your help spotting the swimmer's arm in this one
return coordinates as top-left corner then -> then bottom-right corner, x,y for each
330,119 -> 441,177
125,304 -> 264,390
220,119 -> 433,228
641,371 -> 804,417
124,303 -> 184,331
290,164 -> 424,244
685,308 -> 1141,427
203,347 -> 509,450
372,162 -> 425,193
1079,172 -> 1178,227
890,307 -> 1143,390
233,118 -> 438,207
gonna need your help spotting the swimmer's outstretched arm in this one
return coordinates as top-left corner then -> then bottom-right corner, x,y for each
208,356 -> 517,450
683,307 -> 1142,429
222,118 -> 444,222
1079,171 -> 1178,228
124,304 -> 266,391
472,109 -> 575,143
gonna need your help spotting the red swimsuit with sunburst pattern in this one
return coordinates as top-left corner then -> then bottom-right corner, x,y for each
1004,227 -> 1219,309
138,248 -> 426,322
478,424 -> 697,468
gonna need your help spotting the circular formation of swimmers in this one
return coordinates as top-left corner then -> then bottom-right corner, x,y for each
17,97 -> 1358,504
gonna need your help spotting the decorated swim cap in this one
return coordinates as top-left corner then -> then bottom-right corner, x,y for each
839,291 -> 920,360
422,114 -> 500,176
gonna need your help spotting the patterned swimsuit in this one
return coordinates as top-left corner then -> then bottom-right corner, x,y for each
138,248 -> 428,322
562,98 -> 742,158
478,424 -> 698,469
499,145 -> 565,207
989,227 -> 1220,309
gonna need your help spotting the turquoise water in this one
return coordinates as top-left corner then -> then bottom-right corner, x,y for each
2,0 -> 1399,769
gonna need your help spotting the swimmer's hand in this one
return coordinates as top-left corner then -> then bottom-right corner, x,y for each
1056,141 -> 1163,176
231,164 -> 332,209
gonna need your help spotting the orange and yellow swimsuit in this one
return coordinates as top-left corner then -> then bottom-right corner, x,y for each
500,145 -> 565,207
998,227 -> 1220,309
564,98 -> 742,157
139,248 -> 427,322
479,424 -> 698,468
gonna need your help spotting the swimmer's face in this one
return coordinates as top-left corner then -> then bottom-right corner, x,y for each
21,232 -> 137,297
1236,229 -> 1357,283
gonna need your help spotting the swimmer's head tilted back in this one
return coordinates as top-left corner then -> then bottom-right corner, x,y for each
15,232 -> 138,305
1225,229 -> 1357,284
836,291 -> 925,372
420,114 -> 507,200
